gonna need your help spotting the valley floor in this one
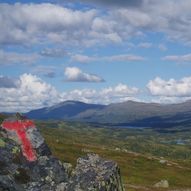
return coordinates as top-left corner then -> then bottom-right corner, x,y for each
38,121 -> 191,191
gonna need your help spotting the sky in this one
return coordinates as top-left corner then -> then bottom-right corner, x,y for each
1,0 -> 191,112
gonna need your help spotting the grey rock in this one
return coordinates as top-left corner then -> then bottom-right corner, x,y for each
154,179 -> 169,188
62,162 -> 73,176
56,182 -> 68,191
63,154 -> 124,191
0,175 -> 25,191
0,118 -> 123,191
26,128 -> 45,149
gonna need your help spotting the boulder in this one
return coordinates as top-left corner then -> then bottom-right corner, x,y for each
57,153 -> 124,191
0,116 -> 124,191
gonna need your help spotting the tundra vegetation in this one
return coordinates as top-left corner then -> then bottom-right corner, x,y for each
1,114 -> 191,190
37,120 -> 191,191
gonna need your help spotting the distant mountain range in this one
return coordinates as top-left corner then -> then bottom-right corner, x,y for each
26,100 -> 191,128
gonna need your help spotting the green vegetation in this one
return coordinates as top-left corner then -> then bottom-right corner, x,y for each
38,121 -> 191,191
0,138 -> 5,147
0,114 -> 6,124
1,114 -> 191,190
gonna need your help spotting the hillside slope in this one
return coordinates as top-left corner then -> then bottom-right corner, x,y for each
27,100 -> 105,120
26,100 -> 191,127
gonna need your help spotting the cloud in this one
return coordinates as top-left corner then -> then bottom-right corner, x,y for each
0,76 -> 18,88
162,53 -> 191,62
61,89 -> 97,103
1,3 -> 135,48
32,66 -> 56,78
40,48 -> 68,57
158,44 -> 167,51
0,73 -> 139,112
1,1 -> 191,48
70,54 -> 96,64
0,3 -> 96,46
64,67 -> 104,82
138,42 -> 152,48
3,73 -> 191,112
147,76 -> 191,97
70,53 -> 145,64
110,0 -> 191,44
99,83 -> 139,103
2,1 -> 191,49
62,83 -> 139,104
0,50 -> 38,66
150,96 -> 190,104
64,0 -> 143,8
105,54 -> 145,62
0,73 -> 61,112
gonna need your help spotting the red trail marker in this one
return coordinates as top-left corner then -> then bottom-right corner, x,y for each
2,120 -> 37,161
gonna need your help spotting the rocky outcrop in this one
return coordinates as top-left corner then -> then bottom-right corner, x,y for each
0,116 -> 124,191
57,154 -> 124,191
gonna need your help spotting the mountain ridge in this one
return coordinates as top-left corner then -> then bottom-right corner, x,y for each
25,100 -> 191,127
26,100 -> 105,120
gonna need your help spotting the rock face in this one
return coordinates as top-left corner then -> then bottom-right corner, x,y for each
57,154 -> 124,191
0,117 -> 124,191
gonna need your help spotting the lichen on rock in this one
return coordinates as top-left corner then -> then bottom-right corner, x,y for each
0,116 -> 124,191
0,138 -> 5,147
59,153 -> 124,191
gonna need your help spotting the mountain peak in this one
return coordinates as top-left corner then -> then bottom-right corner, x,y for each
26,99 -> 191,126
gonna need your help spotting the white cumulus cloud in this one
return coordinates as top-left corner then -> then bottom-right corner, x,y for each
0,3 -> 96,46
0,73 -> 61,112
0,73 -> 140,112
1,1 -> 191,47
64,67 -> 104,82
147,76 -> 191,97
62,83 -> 139,104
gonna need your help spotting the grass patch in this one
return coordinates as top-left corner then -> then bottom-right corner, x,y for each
38,121 -> 191,190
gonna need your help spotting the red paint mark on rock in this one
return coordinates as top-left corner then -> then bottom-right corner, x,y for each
2,120 -> 37,162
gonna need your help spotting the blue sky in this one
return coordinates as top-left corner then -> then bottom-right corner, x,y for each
1,0 -> 191,112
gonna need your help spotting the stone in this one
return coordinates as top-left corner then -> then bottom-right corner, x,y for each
56,182 -> 68,191
154,180 -> 169,188
0,117 -> 124,191
63,153 -> 124,191
159,159 -> 167,164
